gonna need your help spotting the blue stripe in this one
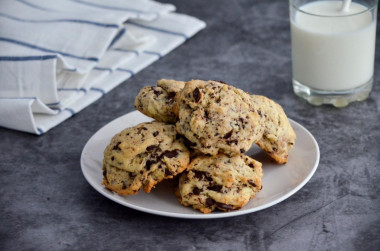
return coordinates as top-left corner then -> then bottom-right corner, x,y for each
46,101 -> 61,106
0,55 -> 56,61
116,68 -> 134,76
0,97 -> 36,100
111,48 -> 139,56
37,127 -> 44,135
64,108 -> 75,116
93,67 -> 112,73
143,50 -> 162,59
127,21 -> 188,40
0,37 -> 99,62
90,87 -> 105,95
71,0 -> 149,14
58,88 -> 87,93
108,28 -> 126,48
0,13 -> 119,29
16,0 -> 56,12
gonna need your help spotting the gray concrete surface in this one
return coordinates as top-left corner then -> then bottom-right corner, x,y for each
1,0 -> 379,250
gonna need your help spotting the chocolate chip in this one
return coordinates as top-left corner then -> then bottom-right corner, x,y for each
204,110 -> 210,120
153,131 -> 159,137
193,87 -> 201,102
248,180 -> 257,187
163,150 -> 179,158
193,171 -> 205,180
215,202 -> 234,211
226,139 -> 238,145
224,130 -> 233,139
193,187 -> 202,195
145,160 -> 155,170
146,145 -> 157,152
122,181 -> 127,190
167,92 -> 176,99
216,97 -> 221,103
205,198 -> 215,206
248,163 -> 254,168
258,110 -> 262,117
111,156 -> 114,161
208,185 -> 223,192
164,168 -> 172,176
102,169 -> 107,177
152,87 -> 163,96
112,142 -> 121,151
192,171 -> 213,182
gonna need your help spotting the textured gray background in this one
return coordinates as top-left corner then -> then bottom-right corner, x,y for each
1,0 -> 379,250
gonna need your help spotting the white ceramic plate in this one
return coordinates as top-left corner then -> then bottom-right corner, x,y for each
81,111 -> 319,219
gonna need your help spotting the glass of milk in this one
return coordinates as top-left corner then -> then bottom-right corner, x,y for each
290,0 -> 377,107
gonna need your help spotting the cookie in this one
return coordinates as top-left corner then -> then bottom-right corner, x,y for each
252,95 -> 296,164
134,79 -> 185,123
102,121 -> 190,195
176,154 -> 263,213
175,80 -> 265,156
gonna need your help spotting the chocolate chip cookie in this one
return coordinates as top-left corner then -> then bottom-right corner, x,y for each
134,79 -> 185,123
175,80 -> 265,156
252,95 -> 296,164
102,121 -> 190,195
176,154 -> 263,213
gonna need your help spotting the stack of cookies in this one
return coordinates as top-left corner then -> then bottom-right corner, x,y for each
102,79 -> 296,213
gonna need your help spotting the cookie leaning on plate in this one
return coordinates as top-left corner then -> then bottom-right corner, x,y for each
176,154 -> 263,214
252,95 -> 296,164
175,80 -> 265,156
102,121 -> 190,195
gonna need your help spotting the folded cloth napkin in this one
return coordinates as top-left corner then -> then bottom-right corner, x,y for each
0,0 -> 206,135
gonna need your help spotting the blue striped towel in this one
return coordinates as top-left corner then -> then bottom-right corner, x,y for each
0,0 -> 206,135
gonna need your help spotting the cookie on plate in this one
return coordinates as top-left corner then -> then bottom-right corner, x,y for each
134,79 -> 185,123
176,154 -> 263,214
102,121 -> 190,195
252,95 -> 296,164
175,80 -> 265,156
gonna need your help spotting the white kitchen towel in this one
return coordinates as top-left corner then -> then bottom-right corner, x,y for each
0,0 -> 206,134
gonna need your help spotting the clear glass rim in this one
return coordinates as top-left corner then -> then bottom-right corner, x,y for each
290,0 -> 378,18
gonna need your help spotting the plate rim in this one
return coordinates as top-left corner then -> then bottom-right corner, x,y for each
80,111 -> 320,219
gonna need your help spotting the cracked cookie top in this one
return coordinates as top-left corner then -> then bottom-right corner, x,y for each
176,154 -> 263,214
102,121 -> 190,195
175,80 -> 265,156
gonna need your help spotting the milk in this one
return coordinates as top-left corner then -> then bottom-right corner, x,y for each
291,1 -> 376,91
